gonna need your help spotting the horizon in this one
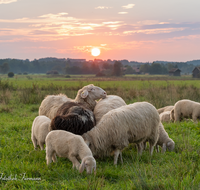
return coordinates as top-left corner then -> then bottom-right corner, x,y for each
0,0 -> 200,62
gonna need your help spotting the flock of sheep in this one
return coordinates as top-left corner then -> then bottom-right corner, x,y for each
31,84 -> 199,174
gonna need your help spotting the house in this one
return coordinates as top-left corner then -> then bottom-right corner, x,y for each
132,67 -> 141,74
168,68 -> 181,76
192,66 -> 200,78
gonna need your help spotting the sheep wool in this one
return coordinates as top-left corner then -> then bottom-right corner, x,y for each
82,102 -> 160,165
31,115 -> 51,150
159,111 -> 171,123
50,101 -> 95,135
157,105 -> 174,114
94,95 -> 126,124
172,99 -> 200,122
45,130 -> 96,174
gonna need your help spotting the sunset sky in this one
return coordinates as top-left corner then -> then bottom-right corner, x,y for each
0,0 -> 200,62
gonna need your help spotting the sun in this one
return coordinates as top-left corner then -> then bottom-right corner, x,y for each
91,48 -> 101,56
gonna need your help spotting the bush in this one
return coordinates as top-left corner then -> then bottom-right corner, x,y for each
23,72 -> 28,75
8,72 -> 14,78
65,75 -> 71,78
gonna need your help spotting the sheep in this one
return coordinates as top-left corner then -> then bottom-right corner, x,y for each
39,84 -> 107,119
157,105 -> 174,114
159,111 -> 171,123
50,101 -> 95,135
155,122 -> 175,153
142,122 -> 175,153
82,102 -> 160,165
45,130 -> 96,174
31,115 -> 51,150
171,99 -> 200,122
39,94 -> 71,120
93,95 -> 126,124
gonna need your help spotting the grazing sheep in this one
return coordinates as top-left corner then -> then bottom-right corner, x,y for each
172,99 -> 200,122
82,102 -> 160,165
160,111 -> 171,123
155,123 -> 175,153
39,84 -> 107,119
45,130 -> 96,174
31,115 -> 51,150
50,101 -> 95,135
94,95 -> 126,124
157,106 -> 174,114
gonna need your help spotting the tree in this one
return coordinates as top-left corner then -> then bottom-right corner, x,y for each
8,72 -> 14,78
0,62 -> 10,74
112,61 -> 123,76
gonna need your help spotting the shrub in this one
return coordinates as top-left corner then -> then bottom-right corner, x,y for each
8,72 -> 14,78
65,75 -> 71,78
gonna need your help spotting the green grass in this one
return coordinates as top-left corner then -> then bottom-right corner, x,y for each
1,75 -> 200,189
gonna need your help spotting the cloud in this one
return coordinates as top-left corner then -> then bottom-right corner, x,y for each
118,12 -> 128,15
0,0 -> 17,4
123,27 -> 185,35
122,4 -> 135,9
95,6 -> 112,9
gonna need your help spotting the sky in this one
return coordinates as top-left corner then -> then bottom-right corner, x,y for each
0,0 -> 200,62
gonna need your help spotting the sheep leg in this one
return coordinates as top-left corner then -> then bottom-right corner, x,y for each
46,150 -> 53,165
156,145 -> 159,153
68,155 -> 80,170
136,143 -> 144,155
149,144 -> 154,156
114,149 -> 121,165
31,136 -> 37,150
52,152 -> 57,162
39,142 -> 44,150
119,151 -> 123,164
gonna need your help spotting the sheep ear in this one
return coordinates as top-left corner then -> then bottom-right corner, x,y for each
161,143 -> 166,153
81,90 -> 88,98
79,160 -> 85,173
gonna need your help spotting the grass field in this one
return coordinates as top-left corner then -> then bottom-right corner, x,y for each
1,75 -> 200,189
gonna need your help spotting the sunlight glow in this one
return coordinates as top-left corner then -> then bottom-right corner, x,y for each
91,48 -> 100,56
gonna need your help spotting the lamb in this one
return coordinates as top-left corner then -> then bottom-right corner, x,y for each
39,84 -> 107,119
31,115 -> 51,150
159,111 -> 171,123
157,105 -> 174,114
155,122 -> 175,153
50,101 -> 95,135
82,102 -> 160,165
93,95 -> 126,124
45,130 -> 96,174
171,99 -> 200,122
142,122 -> 175,153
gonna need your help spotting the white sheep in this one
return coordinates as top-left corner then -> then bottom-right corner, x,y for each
45,130 -> 96,174
155,122 -> 175,153
171,99 -> 200,122
39,84 -> 106,119
160,111 -> 171,123
93,95 -> 126,124
31,115 -> 51,150
82,102 -> 160,165
157,105 -> 174,114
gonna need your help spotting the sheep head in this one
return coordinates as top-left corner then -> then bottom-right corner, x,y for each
80,84 -> 106,100
167,139 -> 175,151
79,156 -> 96,174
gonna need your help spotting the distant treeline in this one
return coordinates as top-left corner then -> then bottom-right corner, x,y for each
0,57 -> 199,75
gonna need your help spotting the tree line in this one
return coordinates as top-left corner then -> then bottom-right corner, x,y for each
0,58 -> 197,76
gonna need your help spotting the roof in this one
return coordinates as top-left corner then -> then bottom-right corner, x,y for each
168,68 -> 181,73
192,66 -> 200,72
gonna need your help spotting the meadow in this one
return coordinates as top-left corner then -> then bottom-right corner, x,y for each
1,74 -> 200,189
